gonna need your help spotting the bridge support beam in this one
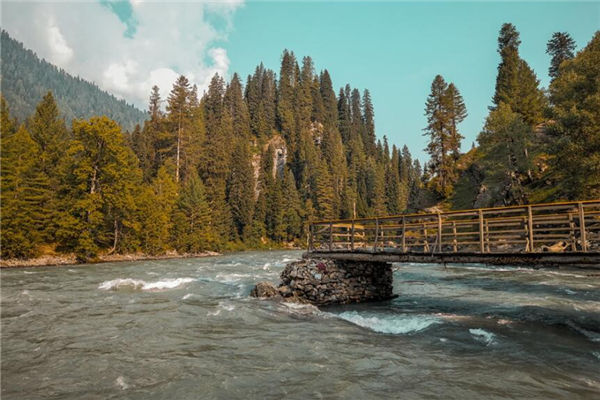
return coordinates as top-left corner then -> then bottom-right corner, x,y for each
273,258 -> 394,305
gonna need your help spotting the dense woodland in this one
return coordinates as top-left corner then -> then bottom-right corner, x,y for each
1,24 -> 598,260
0,31 -> 146,131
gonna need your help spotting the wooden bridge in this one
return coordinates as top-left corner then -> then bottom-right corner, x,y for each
307,200 -> 600,268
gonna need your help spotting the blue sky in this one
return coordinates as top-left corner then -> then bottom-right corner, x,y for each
222,1 -> 599,160
2,1 -> 599,161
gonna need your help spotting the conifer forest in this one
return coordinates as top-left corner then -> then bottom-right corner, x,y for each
1,25 -> 599,261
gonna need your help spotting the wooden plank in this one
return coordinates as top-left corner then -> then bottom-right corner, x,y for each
479,210 -> 485,253
437,213 -> 442,252
527,206 -> 534,252
329,222 -> 333,252
374,218 -> 379,252
452,222 -> 458,253
402,217 -> 407,253
579,202 -> 588,252
351,220 -> 355,251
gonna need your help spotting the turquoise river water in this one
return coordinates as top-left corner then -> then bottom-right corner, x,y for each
1,250 -> 599,399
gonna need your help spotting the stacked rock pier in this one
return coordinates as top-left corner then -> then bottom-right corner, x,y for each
251,258 -> 394,306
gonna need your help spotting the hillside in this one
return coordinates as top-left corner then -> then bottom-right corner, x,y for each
0,30 -> 147,131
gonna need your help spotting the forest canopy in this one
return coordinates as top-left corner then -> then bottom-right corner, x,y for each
1,26 -> 598,261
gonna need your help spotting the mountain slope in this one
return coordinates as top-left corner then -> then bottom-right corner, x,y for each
0,30 -> 147,131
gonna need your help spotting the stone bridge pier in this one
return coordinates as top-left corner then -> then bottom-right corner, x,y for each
251,258 -> 394,305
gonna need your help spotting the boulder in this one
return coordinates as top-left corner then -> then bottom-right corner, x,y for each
250,281 -> 281,299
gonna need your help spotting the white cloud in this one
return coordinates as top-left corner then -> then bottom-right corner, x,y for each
1,0 -> 244,109
46,18 -> 74,66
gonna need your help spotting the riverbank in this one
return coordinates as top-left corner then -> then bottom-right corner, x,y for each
0,250 -> 221,268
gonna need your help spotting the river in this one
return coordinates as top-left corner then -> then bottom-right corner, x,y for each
1,251 -> 599,399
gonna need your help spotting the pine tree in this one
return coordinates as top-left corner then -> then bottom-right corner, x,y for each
477,103 -> 533,205
263,147 -> 285,241
136,86 -> 163,180
548,32 -> 600,199
368,159 -> 387,216
28,92 -> 69,176
362,89 -> 376,156
56,117 -> 142,259
281,168 -> 303,241
546,32 -> 576,79
137,163 -> 178,255
1,123 -> 51,258
224,73 -> 250,139
228,140 -> 255,237
445,83 -> 467,160
424,75 -> 455,197
171,171 -> 215,253
314,161 -> 335,219
166,75 -> 191,182
26,92 -> 70,239
385,145 -> 402,214
277,50 -> 298,146
350,88 -> 363,143
492,23 -> 545,126
200,74 -> 234,244
337,87 -> 352,144
181,84 -> 205,181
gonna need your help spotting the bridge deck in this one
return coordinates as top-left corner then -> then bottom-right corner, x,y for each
307,200 -> 600,268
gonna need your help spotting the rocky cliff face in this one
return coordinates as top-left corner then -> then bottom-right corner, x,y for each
251,258 -> 394,305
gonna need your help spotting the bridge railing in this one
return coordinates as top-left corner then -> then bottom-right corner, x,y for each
308,200 -> 600,254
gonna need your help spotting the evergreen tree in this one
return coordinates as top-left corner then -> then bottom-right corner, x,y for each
350,88 -> 363,143
171,171 -> 215,252
137,163 -> 178,255
423,75 -> 455,197
548,32 -> 600,199
314,161 -> 335,219
385,146 -> 403,214
362,89 -> 376,156
1,123 -> 51,258
281,168 -> 303,241
200,74 -> 234,243
26,91 -> 69,239
492,23 -> 545,126
224,73 -> 250,139
263,147 -> 285,241
166,75 -> 192,182
56,117 -> 142,259
368,159 -> 387,216
445,83 -> 467,160
337,87 -> 352,144
277,50 -> 298,146
137,85 -> 164,180
227,140 -> 255,237
28,91 -> 69,176
477,103 -> 533,205
546,32 -> 576,79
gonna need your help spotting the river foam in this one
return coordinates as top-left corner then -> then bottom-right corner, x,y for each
98,278 -> 194,291
335,311 -> 440,334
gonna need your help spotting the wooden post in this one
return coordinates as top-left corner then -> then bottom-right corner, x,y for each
422,223 -> 429,253
527,205 -> 534,253
374,218 -> 380,252
401,217 -> 407,253
328,222 -> 333,251
478,210 -> 484,253
309,224 -> 314,251
452,221 -> 458,253
350,220 -> 355,251
484,220 -> 490,252
568,213 -> 577,251
437,213 -> 442,253
578,202 -> 587,252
